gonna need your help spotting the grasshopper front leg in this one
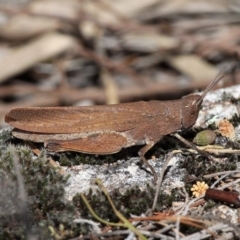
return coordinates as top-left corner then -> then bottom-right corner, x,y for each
138,139 -> 158,184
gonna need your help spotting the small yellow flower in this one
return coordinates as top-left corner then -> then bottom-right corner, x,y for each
191,181 -> 209,197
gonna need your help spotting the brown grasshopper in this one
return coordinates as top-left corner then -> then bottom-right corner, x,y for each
5,72 -> 223,182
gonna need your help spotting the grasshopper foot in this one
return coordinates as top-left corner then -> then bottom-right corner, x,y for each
138,141 -> 157,184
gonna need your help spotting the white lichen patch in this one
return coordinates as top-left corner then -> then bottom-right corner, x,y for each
211,205 -> 238,224
64,155 -> 186,200
203,85 -> 240,103
195,85 -> 240,128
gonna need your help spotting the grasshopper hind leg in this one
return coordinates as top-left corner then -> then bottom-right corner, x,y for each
46,132 -> 128,154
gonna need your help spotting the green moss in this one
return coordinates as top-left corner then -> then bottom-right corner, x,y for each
0,145 -> 87,239
0,129 -> 12,141
56,148 -> 136,167
57,152 -> 100,166
179,150 -> 238,193
73,184 -> 182,224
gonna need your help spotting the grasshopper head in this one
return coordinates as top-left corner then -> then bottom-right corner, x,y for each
181,69 -> 225,129
181,94 -> 202,129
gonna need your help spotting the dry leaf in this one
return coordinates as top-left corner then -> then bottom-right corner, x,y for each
122,33 -> 178,52
0,33 -> 76,83
0,14 -> 60,41
169,55 -> 218,82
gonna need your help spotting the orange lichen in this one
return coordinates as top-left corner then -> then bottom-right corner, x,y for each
217,119 -> 235,140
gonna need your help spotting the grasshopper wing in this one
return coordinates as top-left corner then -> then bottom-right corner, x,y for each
5,101 -> 167,134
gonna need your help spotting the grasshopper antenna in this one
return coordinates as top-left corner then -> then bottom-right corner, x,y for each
196,68 -> 225,106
